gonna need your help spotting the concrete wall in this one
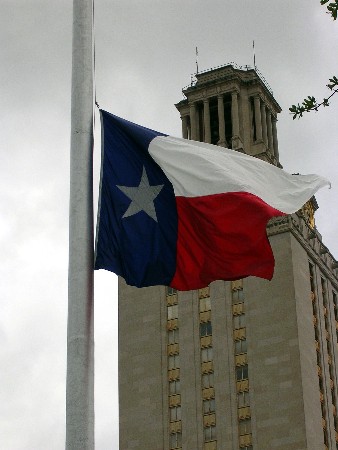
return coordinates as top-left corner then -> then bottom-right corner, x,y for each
119,280 -> 168,450
246,232 -> 323,450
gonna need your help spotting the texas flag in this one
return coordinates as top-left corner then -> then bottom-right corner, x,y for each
95,110 -> 330,291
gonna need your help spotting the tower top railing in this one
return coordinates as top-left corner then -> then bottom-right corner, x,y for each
183,62 -> 273,97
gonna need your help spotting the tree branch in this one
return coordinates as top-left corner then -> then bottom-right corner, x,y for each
320,0 -> 338,20
289,77 -> 338,119
289,2 -> 338,119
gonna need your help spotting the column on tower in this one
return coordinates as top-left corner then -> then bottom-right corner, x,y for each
231,90 -> 243,150
266,110 -> 274,155
217,94 -> 227,147
189,102 -> 198,141
195,104 -> 201,141
203,98 -> 211,144
253,95 -> 263,142
260,102 -> 268,148
272,116 -> 279,161
181,115 -> 189,140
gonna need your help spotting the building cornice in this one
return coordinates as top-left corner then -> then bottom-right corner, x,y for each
267,213 -> 338,287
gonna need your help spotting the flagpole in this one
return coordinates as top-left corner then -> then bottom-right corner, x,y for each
66,0 -> 94,449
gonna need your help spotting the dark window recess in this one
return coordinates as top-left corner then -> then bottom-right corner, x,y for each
187,116 -> 191,140
223,94 -> 232,148
197,102 -> 204,142
209,98 -> 219,145
167,287 -> 177,296
236,365 -> 249,381
251,98 -> 256,142
200,322 -> 212,337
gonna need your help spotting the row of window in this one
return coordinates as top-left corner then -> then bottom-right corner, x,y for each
321,276 -> 338,445
167,284 -> 254,448
168,294 -> 215,320
199,290 -> 217,446
309,264 -> 329,447
169,339 -> 215,364
231,280 -> 253,449
167,288 -> 182,450
331,292 -> 338,438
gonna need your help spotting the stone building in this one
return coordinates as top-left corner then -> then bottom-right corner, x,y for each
118,64 -> 338,450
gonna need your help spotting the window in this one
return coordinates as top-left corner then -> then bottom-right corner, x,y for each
169,432 -> 182,449
235,339 -> 247,355
334,415 -> 338,431
223,95 -> 233,146
239,418 -> 252,435
200,297 -> 211,312
169,379 -> 181,395
233,314 -> 246,329
209,97 -> 219,145
167,287 -> 177,296
203,398 -> 215,414
232,289 -> 244,304
200,322 -> 212,337
251,98 -> 257,142
309,263 -> 315,293
201,347 -> 213,363
323,428 -> 328,446
170,405 -> 181,421
168,304 -> 178,320
333,292 -> 338,321
237,392 -> 250,408
168,329 -> 179,344
202,372 -> 214,388
169,355 -> 180,369
329,364 -> 334,380
321,278 -> 327,305
204,424 -> 216,442
236,365 -> 248,381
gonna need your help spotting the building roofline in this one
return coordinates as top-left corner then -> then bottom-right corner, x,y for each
178,63 -> 281,113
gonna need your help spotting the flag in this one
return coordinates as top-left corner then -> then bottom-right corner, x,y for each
95,110 -> 330,291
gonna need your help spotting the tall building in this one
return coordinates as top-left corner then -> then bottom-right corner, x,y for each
118,64 -> 338,450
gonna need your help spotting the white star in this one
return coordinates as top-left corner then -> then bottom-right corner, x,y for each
117,166 -> 164,222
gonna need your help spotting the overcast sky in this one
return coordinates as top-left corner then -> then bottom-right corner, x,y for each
0,1 -> 337,448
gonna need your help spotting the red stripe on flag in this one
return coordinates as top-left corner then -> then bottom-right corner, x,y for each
170,192 -> 285,290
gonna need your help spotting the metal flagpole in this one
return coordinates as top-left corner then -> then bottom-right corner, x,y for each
66,0 -> 94,448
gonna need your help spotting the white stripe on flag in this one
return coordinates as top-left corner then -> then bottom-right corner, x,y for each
149,136 -> 330,214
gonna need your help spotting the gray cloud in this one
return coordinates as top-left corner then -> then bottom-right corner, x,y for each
1,1 -> 337,448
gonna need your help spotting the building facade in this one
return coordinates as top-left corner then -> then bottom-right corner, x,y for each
118,64 -> 338,450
